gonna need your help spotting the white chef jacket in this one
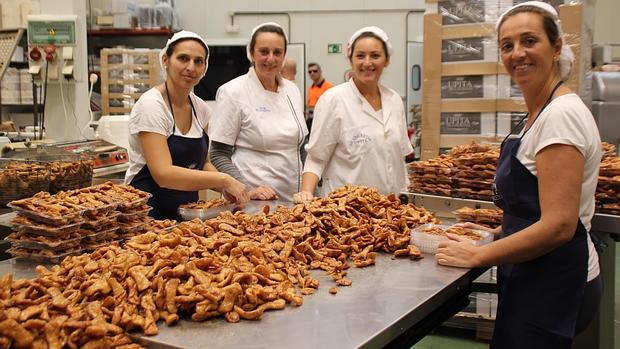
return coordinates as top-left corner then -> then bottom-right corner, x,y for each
208,67 -> 308,202
304,78 -> 413,196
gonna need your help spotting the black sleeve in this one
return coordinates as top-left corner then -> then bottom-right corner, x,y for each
208,141 -> 250,185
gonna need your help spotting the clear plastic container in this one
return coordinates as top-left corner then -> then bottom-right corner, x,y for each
7,232 -> 82,251
81,211 -> 121,230
8,247 -> 82,264
411,223 -> 493,254
8,204 -> 86,227
118,207 -> 151,222
118,220 -> 147,235
81,227 -> 120,243
12,216 -> 83,237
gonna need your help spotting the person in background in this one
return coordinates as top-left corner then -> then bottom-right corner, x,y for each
306,62 -> 333,131
125,30 -> 249,220
435,2 -> 602,348
294,27 -> 412,202
281,57 -> 297,81
208,22 -> 308,202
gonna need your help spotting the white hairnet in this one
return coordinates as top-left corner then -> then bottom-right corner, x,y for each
347,26 -> 394,58
246,22 -> 289,63
159,30 -> 210,78
496,1 -> 574,80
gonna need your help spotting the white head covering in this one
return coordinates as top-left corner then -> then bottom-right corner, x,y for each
159,30 -> 210,77
246,22 -> 289,63
347,26 -> 394,58
496,1 -> 574,80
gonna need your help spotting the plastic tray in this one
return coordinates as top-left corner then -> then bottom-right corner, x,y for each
7,232 -> 82,251
143,218 -> 178,233
410,223 -> 493,254
118,202 -> 149,213
81,227 -> 120,242
12,216 -> 83,237
8,204 -> 86,227
8,247 -> 82,264
118,220 -> 147,235
81,211 -> 121,230
81,239 -> 122,252
179,203 -> 241,221
118,207 -> 152,222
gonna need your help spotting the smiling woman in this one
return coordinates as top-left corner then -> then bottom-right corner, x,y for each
294,26 -> 413,203
435,2 -> 603,348
208,22 -> 308,203
125,30 -> 249,220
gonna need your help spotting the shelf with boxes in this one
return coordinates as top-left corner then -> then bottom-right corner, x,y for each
421,0 -> 592,159
0,67 -> 42,107
100,48 -> 162,115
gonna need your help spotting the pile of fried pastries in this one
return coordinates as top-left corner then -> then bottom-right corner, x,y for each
453,206 -> 503,228
0,185 -> 437,348
597,156 -> 620,215
179,198 -> 229,210
408,142 -> 499,200
0,161 -> 49,206
419,225 -> 483,240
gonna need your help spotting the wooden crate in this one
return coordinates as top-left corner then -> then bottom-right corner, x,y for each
100,48 -> 161,115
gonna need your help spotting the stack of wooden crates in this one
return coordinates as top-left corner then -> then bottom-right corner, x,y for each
421,0 -> 593,160
100,48 -> 162,115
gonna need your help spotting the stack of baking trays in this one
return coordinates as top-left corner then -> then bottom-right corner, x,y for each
407,154 -> 455,196
451,142 -> 499,201
6,192 -> 86,263
596,155 -> 620,215
453,206 -> 503,228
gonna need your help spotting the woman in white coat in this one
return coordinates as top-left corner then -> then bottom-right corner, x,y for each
294,27 -> 412,202
208,22 -> 308,203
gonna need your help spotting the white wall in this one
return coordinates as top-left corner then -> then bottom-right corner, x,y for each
173,0 -> 426,98
593,0 -> 620,60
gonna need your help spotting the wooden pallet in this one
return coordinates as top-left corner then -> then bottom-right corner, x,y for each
100,48 -> 161,115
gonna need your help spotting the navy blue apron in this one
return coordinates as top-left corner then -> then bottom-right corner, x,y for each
130,84 -> 208,220
490,81 -> 588,348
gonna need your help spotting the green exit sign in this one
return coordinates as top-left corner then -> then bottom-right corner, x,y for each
327,43 -> 342,54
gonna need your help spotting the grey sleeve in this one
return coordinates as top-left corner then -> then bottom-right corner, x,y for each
208,141 -> 250,185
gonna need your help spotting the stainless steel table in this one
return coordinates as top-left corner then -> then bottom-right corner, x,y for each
0,253 -> 484,349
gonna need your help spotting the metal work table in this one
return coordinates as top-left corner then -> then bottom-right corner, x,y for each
400,192 -> 620,349
0,245 -> 485,348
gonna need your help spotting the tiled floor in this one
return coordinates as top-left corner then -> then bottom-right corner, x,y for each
415,243 -> 620,349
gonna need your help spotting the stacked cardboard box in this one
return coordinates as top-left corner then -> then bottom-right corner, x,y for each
422,0 -> 592,159
1,68 -> 21,104
100,48 -> 162,115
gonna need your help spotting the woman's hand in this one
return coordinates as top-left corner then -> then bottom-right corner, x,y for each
222,176 -> 249,206
455,222 -> 502,239
293,191 -> 314,203
249,186 -> 278,201
435,233 -> 482,268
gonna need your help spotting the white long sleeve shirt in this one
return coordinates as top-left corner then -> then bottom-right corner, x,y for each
304,79 -> 413,196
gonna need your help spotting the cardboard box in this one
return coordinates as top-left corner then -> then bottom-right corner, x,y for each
440,112 -> 496,136
97,15 -> 114,26
442,37 -> 498,63
431,0 -> 500,25
496,74 -> 523,98
497,111 -> 527,137
441,75 -> 497,99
